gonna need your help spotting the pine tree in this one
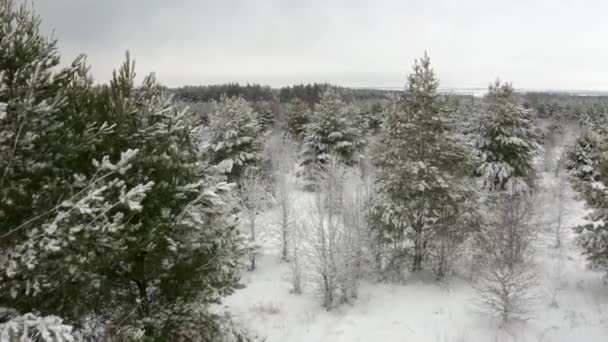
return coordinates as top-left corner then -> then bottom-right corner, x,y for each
475,80 -> 541,192
567,115 -> 608,278
201,95 -> 263,183
0,313 -> 75,341
472,82 -> 542,321
300,89 -> 364,189
252,100 -> 277,132
283,97 -> 311,140
566,119 -> 608,182
0,3 -> 245,338
371,53 -> 477,273
0,0 -> 101,253
366,101 -> 384,132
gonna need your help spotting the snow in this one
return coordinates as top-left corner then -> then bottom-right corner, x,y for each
226,243 -> 608,341
222,139 -> 608,342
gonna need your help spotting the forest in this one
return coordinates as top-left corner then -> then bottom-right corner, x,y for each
1,1 -> 608,341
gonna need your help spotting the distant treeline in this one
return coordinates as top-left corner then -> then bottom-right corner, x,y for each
170,82 -> 393,105
519,92 -> 608,120
169,82 -> 608,125
171,83 -> 275,102
279,83 -> 393,105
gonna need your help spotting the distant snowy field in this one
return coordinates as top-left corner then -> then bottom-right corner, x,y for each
222,130 -> 608,342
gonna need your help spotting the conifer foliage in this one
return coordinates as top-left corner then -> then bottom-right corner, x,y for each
475,81 -> 541,191
472,82 -> 542,322
566,119 -> 608,183
0,1 -> 246,340
0,0 -> 99,251
283,97 -> 311,140
567,115 -> 608,278
201,95 -> 263,183
300,89 -> 364,189
371,53 -> 476,274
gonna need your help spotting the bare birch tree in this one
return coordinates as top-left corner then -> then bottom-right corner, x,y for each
474,192 -> 539,322
237,168 -> 270,271
303,191 -> 338,309
274,172 -> 296,261
288,221 -> 304,294
302,166 -> 343,309
301,160 -> 368,309
551,153 -> 568,249
266,132 -> 297,261
338,174 -> 371,301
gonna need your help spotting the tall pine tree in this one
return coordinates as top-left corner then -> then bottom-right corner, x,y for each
0,0 -> 101,253
0,2 -> 246,339
371,53 -> 476,273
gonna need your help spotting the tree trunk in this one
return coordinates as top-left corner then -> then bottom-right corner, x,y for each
281,223 -> 288,261
412,225 -> 423,272
136,280 -> 149,316
555,187 -> 563,249
323,273 -> 331,309
249,216 -> 256,271
134,252 -> 149,316
436,239 -> 446,280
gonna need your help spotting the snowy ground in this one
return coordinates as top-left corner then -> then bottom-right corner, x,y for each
223,150 -> 608,342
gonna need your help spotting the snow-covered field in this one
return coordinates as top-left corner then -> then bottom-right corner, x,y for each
223,144 -> 608,342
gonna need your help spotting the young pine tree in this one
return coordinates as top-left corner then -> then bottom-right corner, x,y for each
300,89 -> 363,190
0,0 -> 102,254
475,81 -> 541,192
283,97 -> 311,140
567,117 -> 608,278
371,53 -> 476,274
202,95 -> 263,183
364,101 -> 384,133
566,121 -> 607,183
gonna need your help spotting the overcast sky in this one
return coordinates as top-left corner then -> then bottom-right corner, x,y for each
32,0 -> 608,90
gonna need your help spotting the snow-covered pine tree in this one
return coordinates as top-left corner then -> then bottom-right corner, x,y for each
475,80 -> 541,192
364,101 -> 384,133
566,119 -> 608,182
370,53 -> 477,274
300,89 -> 364,190
471,81 -> 542,319
0,312 -> 75,341
0,0 -> 102,254
567,115 -> 608,278
201,95 -> 263,183
81,58 -> 246,340
253,100 -> 277,132
282,97 -> 311,140
0,6 -> 246,337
